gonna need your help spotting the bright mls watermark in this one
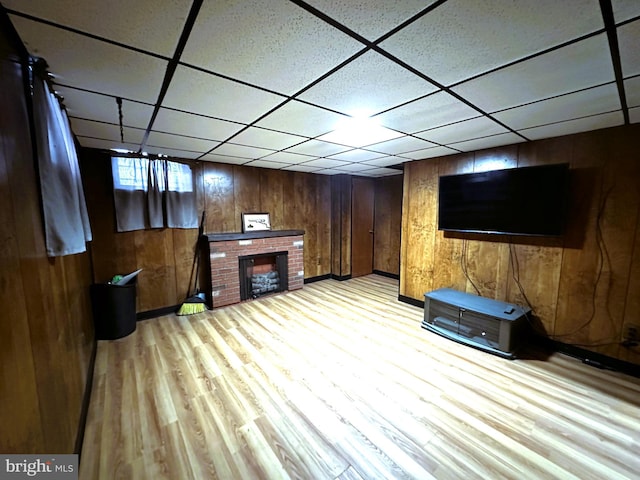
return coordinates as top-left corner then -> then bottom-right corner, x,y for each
0,455 -> 77,479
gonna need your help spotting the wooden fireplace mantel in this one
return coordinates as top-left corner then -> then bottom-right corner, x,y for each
204,229 -> 305,242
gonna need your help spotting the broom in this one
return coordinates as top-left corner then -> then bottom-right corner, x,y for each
177,211 -> 208,316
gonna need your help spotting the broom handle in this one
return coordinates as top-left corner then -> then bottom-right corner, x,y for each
189,211 -> 206,297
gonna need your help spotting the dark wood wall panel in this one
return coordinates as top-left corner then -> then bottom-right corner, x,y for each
0,43 -> 94,453
83,152 -> 333,311
373,175 -> 402,276
400,124 -> 640,365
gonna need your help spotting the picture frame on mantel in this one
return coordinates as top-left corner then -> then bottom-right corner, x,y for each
242,213 -> 271,232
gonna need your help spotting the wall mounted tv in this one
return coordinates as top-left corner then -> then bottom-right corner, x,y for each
438,163 -> 570,236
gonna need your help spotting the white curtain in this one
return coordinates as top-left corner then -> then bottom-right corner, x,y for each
112,156 -> 197,232
33,76 -> 92,256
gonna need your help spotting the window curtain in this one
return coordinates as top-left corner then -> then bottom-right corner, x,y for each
112,156 -> 197,232
32,75 -> 92,256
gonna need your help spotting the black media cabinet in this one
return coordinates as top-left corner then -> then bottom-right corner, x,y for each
423,288 -> 531,359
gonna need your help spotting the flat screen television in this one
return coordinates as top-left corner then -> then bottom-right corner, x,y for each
438,163 -> 570,236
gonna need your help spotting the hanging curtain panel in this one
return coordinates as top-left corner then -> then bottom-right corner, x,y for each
33,76 -> 92,256
111,156 -> 197,232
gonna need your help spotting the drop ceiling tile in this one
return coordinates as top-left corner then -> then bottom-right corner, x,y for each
259,151 -> 316,164
69,118 -> 145,144
625,76 -> 640,107
399,146 -> 460,160
229,127 -> 308,151
76,137 -> 140,152
612,0 -> 640,23
365,135 -> 438,155
618,20 -> 640,77
299,158 -> 349,169
327,149 -> 385,162
304,1 -> 436,41
213,143 -> 276,159
452,34 -> 614,113
142,146 -> 203,160
379,0 -> 604,85
316,120 -> 404,148
376,91 -> 479,133
333,163 -> 372,173
54,87 -> 154,128
153,108 -> 244,141
298,50 -> 438,116
281,164 -> 323,173
361,156 -> 405,167
255,100 -> 348,138
3,0 -> 191,57
162,65 -> 286,124
146,132 -> 220,153
518,111 -> 624,140
314,169 -> 345,176
9,16 -> 167,103
284,140 -> 349,157
243,160 -> 290,169
415,117 -> 509,144
358,167 -> 402,177
494,83 -> 621,130
200,154 -> 250,165
448,132 -> 526,152
180,0 -> 362,95
630,106 -> 640,123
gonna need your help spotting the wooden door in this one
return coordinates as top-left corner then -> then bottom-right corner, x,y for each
351,177 -> 375,277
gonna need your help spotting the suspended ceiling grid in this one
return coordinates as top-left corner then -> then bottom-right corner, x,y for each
3,0 -> 639,177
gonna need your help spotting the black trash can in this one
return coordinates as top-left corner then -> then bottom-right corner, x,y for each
90,278 -> 137,340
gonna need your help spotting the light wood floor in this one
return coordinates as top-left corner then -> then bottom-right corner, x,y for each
79,275 -> 640,479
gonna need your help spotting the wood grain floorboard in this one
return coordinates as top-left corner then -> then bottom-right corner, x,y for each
80,275 -> 640,479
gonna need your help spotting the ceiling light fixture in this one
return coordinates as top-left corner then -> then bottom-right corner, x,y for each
319,114 -> 403,148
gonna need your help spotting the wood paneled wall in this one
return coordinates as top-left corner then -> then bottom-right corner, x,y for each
401,124 -> 640,365
374,174 -> 403,276
0,30 -> 94,453
82,153 -> 333,312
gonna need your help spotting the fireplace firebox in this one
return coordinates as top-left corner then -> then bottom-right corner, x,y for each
239,251 -> 288,300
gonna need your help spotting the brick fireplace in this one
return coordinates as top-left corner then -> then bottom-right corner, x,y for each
202,230 -> 304,308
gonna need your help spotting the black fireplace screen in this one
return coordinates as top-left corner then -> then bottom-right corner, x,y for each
238,251 -> 288,300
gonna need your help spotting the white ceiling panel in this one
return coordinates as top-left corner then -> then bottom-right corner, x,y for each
3,0 -> 191,57
452,34 -> 614,113
379,0 -> 604,86
229,127 -> 308,151
69,118 -> 145,144
9,16 -> 167,103
55,87 -> 154,129
494,83 -> 621,130
448,132 -> 526,152
200,154 -> 251,165
327,149 -> 385,162
211,143 -> 276,159
181,0 -> 362,95
618,19 -> 640,77
399,146 -> 460,160
365,136 -> 438,155
259,151 -> 316,165
298,50 -> 439,116
625,76 -> 640,107
7,0 -> 637,177
518,111 -> 624,140
284,140 -> 349,157
361,156 -> 404,167
415,116 -> 510,144
375,91 -> 479,133
152,108 -> 244,141
162,65 -> 286,124
358,167 -> 402,177
255,100 -> 347,138
611,0 -> 640,23
146,131 -> 220,153
304,0 -> 436,41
